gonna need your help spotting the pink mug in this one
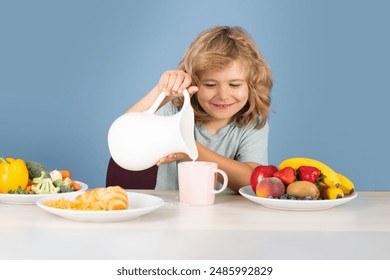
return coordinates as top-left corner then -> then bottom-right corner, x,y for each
178,161 -> 228,205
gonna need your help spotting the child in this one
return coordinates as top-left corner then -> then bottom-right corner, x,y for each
127,26 -> 273,192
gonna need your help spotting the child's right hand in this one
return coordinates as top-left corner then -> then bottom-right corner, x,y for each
158,70 -> 198,96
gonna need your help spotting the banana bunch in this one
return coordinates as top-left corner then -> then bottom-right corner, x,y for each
337,173 -> 355,195
278,157 -> 355,200
317,182 -> 344,199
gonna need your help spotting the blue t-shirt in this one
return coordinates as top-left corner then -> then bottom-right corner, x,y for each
155,101 -> 269,190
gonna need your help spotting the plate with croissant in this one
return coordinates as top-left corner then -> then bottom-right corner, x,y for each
36,186 -> 164,222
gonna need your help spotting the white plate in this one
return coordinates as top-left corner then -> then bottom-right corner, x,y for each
36,191 -> 165,222
239,185 -> 358,211
0,181 -> 88,205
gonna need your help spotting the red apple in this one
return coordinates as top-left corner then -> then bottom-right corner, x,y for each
250,165 -> 278,193
256,177 -> 285,198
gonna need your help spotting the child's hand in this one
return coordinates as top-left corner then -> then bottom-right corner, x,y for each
156,153 -> 187,166
159,70 -> 198,96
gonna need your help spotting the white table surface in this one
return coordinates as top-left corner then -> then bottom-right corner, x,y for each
1,190 -> 389,260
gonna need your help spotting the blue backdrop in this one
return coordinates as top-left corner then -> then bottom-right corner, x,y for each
1,0 -> 389,191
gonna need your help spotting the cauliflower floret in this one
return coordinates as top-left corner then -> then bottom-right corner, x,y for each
32,171 -> 60,194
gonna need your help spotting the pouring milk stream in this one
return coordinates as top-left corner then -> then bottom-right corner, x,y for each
108,89 -> 199,171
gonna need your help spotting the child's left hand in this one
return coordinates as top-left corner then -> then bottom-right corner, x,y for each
156,153 -> 187,166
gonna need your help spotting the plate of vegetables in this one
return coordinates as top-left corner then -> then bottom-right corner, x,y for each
0,158 -> 88,204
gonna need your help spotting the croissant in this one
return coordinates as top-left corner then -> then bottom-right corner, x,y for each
75,186 -> 128,210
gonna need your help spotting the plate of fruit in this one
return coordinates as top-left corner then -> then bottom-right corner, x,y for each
0,158 -> 88,204
239,157 -> 357,211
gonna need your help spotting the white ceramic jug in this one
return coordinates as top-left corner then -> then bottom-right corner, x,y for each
108,89 -> 199,171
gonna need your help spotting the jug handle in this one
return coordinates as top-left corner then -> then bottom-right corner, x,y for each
182,89 -> 191,108
144,89 -> 191,114
144,91 -> 167,114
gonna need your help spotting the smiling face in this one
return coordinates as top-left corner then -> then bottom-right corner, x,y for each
196,60 -> 249,133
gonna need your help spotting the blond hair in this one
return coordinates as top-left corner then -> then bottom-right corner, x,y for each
176,26 -> 272,128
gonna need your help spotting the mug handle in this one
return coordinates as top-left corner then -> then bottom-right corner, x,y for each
144,89 -> 191,115
212,169 -> 228,194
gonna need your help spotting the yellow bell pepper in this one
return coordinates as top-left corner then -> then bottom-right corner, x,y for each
0,157 -> 29,193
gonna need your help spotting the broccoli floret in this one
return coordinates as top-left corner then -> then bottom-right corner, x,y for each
54,178 -> 74,193
63,177 -> 72,187
32,171 -> 59,194
8,186 -> 29,194
58,184 -> 74,193
25,160 -> 49,180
